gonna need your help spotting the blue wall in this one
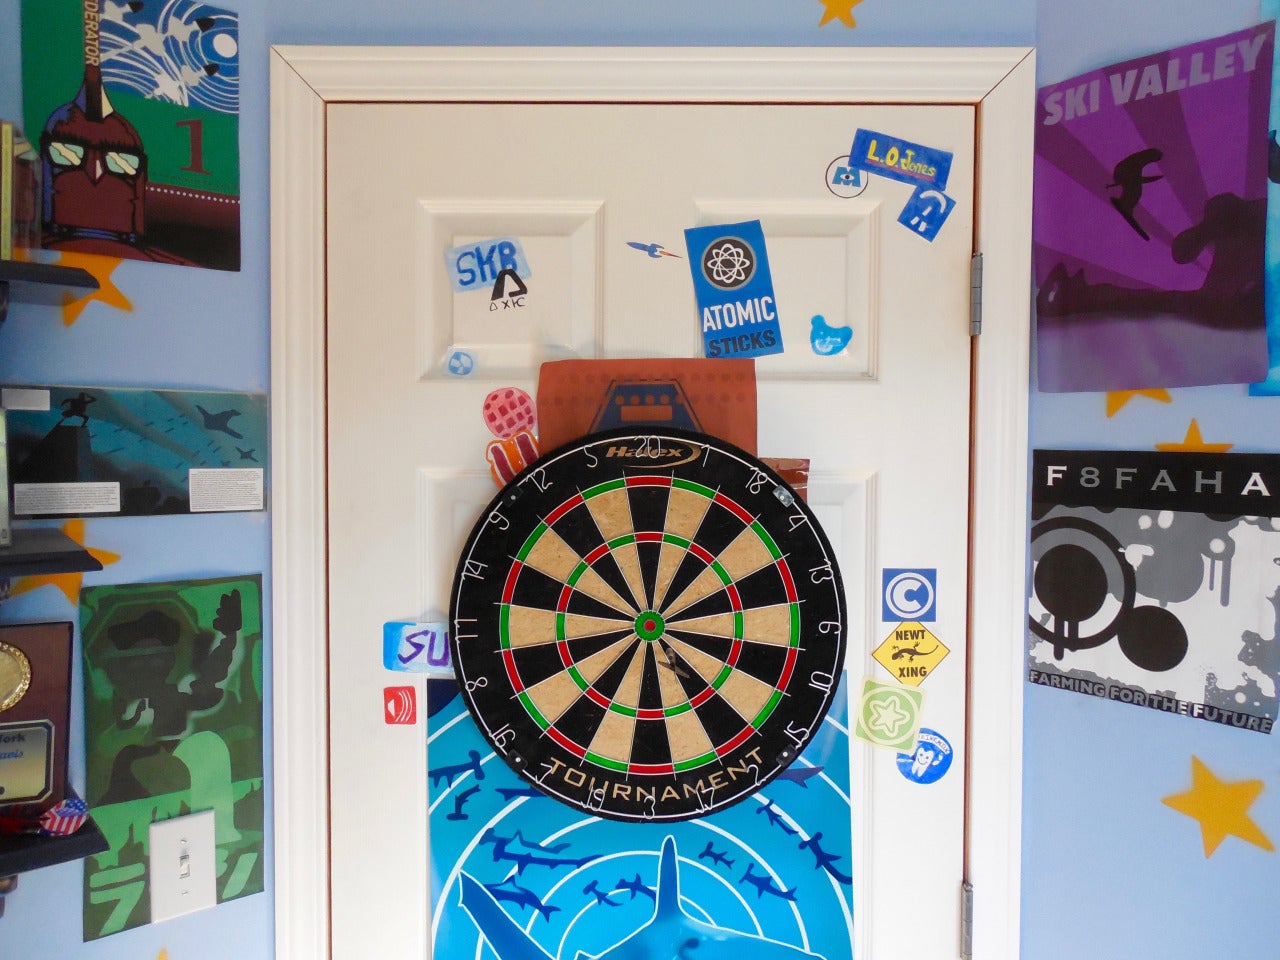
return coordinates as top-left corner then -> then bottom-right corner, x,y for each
1026,4 -> 1280,960
5,2 -> 1280,959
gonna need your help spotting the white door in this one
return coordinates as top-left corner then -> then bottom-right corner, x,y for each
325,94 -> 974,960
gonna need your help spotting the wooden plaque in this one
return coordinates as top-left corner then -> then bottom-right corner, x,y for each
0,621 -> 72,820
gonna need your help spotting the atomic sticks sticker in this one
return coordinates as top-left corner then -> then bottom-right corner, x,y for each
684,220 -> 784,359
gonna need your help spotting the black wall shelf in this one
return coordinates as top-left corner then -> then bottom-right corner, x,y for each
0,791 -> 108,879
0,260 -> 99,325
0,527 -> 103,578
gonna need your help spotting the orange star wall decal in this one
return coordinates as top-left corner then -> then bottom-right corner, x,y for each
1105,389 -> 1172,417
1162,756 -> 1274,857
1154,418 -> 1233,453
53,251 -> 132,325
819,0 -> 863,28
7,520 -> 122,604
13,247 -> 131,325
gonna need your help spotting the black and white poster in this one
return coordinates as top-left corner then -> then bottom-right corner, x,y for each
1029,450 -> 1280,734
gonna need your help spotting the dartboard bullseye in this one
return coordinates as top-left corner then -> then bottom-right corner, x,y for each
448,426 -> 847,822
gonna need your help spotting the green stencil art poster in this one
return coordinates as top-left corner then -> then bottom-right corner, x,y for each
80,575 -> 264,940
20,0 -> 241,270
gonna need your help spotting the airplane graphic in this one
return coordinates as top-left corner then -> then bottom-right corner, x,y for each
479,828 -> 594,875
431,749 -> 485,788
458,836 -> 826,960
447,784 -> 482,822
510,830 -> 571,854
776,765 -> 824,788
496,786 -> 546,802
741,862 -> 798,901
481,877 -> 561,922
697,841 -> 734,869
196,404 -> 244,439
616,873 -> 655,901
583,880 -> 621,907
797,832 -> 853,885
757,798 -> 798,835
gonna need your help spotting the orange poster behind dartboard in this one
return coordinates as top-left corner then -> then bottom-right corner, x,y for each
535,358 -> 757,453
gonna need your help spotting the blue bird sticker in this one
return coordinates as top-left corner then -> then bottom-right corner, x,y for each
809,315 -> 853,356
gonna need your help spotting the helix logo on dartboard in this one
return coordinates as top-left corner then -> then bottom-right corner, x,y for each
700,236 -> 756,290
601,438 -> 703,469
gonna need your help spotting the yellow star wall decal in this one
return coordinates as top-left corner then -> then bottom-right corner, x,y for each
1154,418 -> 1233,453
7,520 -> 122,605
13,247 -> 132,326
818,0 -> 863,28
1105,389 -> 1172,417
1162,756 -> 1274,857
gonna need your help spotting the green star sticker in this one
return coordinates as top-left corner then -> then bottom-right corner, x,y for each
854,678 -> 925,751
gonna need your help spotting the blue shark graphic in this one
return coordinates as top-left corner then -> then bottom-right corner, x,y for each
458,836 -> 826,960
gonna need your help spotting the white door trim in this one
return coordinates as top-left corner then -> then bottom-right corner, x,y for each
269,45 -> 1033,960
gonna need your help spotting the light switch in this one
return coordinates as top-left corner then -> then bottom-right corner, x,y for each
149,810 -> 217,922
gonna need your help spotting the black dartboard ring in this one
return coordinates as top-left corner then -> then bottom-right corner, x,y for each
448,426 -> 847,822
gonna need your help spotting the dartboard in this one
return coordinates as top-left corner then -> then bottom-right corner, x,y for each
449,426 -> 847,822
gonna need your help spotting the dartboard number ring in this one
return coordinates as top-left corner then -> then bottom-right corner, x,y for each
449,427 -> 847,822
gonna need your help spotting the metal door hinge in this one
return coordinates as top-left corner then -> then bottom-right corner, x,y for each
969,252 -> 983,336
960,880 -> 974,960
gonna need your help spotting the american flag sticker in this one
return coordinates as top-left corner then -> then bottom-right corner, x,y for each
39,796 -> 88,836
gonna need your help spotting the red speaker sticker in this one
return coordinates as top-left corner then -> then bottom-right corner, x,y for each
383,685 -> 417,725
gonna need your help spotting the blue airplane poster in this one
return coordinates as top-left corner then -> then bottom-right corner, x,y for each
425,675 -> 855,960
2,384 -> 267,517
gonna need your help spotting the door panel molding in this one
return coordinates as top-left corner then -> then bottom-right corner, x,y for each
270,45 -> 1033,960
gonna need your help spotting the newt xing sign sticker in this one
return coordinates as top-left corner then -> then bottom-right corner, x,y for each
1028,450 -> 1280,734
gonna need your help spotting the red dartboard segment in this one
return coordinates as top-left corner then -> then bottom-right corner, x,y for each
713,491 -> 756,525
544,494 -> 585,526
777,559 -> 798,602
502,562 -> 522,604
625,475 -> 672,488
502,649 -> 524,692
717,725 -> 757,756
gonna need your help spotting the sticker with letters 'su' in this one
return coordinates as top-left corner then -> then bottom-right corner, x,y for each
848,129 -> 952,192
384,621 -> 453,675
445,237 -> 532,293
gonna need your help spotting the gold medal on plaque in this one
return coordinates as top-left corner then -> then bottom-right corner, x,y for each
0,642 -> 31,713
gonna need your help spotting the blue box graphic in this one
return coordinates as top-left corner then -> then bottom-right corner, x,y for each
849,129 -> 953,191
882,568 -> 937,622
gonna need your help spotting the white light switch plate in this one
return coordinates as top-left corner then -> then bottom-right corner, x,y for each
149,810 -> 217,922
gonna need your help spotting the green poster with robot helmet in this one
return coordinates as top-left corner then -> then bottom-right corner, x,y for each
21,0 -> 241,270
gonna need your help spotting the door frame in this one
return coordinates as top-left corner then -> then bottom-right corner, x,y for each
269,45 -> 1034,960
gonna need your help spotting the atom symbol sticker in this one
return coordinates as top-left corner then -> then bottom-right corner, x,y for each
701,237 -> 756,290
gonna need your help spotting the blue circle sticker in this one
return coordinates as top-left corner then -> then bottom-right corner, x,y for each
895,728 -> 953,784
447,350 -> 476,376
